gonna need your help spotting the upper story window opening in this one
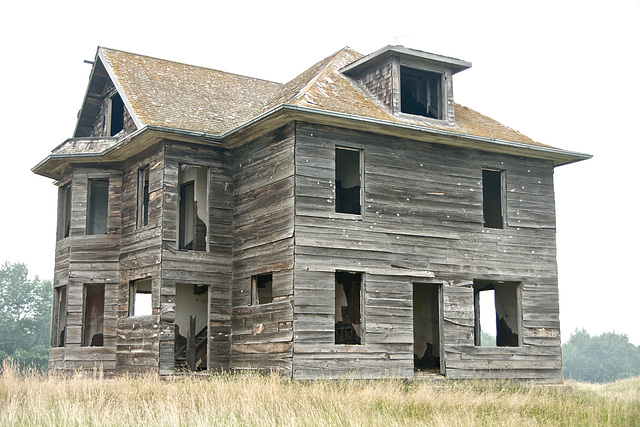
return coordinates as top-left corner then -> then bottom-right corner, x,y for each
335,147 -> 362,215
400,66 -> 443,119
57,183 -> 72,240
109,93 -> 124,136
87,178 -> 109,235
482,169 -> 505,229
137,166 -> 150,228
178,164 -> 209,251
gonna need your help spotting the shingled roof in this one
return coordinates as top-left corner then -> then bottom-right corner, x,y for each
95,46 -> 547,147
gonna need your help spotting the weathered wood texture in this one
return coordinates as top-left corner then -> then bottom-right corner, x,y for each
159,141 -> 233,374
50,166 -> 122,374
230,125 -> 295,373
292,122 -> 561,381
89,79 -> 137,138
116,143 -> 164,374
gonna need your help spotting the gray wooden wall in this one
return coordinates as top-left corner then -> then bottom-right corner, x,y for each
50,166 -> 122,373
230,125 -> 295,374
292,121 -> 561,381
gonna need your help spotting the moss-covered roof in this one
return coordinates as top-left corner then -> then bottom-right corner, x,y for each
97,46 -> 550,148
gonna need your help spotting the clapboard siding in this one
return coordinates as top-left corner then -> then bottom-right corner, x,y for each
292,122 -> 561,381
49,166 -> 123,374
230,125 -> 295,372
115,143 -> 164,375
159,141 -> 233,373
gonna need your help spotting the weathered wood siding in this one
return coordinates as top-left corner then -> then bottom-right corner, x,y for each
50,166 -> 122,374
230,125 -> 295,374
292,122 -> 561,381
159,141 -> 233,374
89,80 -> 137,138
116,143 -> 164,374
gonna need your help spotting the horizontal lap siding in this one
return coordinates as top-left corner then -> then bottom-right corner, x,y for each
231,125 -> 295,373
117,144 -> 164,374
159,141 -> 233,374
53,167 -> 123,374
293,122 -> 561,381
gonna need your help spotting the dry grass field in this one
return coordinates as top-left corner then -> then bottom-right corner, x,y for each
1,360 -> 638,426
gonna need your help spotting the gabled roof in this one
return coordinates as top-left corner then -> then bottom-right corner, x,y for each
93,47 -> 283,135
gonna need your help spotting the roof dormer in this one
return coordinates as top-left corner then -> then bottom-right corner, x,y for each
341,45 -> 471,125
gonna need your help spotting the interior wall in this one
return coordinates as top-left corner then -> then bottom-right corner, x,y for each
175,284 -> 208,336
413,284 -> 439,359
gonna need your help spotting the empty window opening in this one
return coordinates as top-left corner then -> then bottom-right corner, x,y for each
82,284 -> 105,347
413,283 -> 442,372
109,93 -> 124,136
335,271 -> 362,345
252,273 -> 273,305
482,169 -> 504,229
175,283 -> 209,371
129,278 -> 152,317
400,66 -> 442,119
87,179 -> 109,235
138,166 -> 150,228
474,280 -> 521,347
51,286 -> 67,347
57,184 -> 72,240
178,164 -> 208,251
335,147 -> 362,215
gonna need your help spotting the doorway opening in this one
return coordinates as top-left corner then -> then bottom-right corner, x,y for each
174,283 -> 209,371
413,283 -> 442,373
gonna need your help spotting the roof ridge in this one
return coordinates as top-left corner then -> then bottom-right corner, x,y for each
99,46 -> 283,85
261,47 -> 361,110
288,47 -> 354,103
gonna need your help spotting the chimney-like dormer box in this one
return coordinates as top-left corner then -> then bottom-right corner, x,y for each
341,45 -> 471,124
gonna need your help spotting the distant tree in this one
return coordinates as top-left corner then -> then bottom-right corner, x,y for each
562,328 -> 640,383
480,331 -> 496,346
0,262 -> 51,370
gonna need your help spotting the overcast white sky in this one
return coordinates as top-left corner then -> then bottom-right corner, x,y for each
1,0 -> 638,345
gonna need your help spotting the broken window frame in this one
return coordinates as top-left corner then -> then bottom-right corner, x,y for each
51,285 -> 67,347
177,164 -> 209,251
473,280 -> 522,347
81,283 -> 105,347
137,165 -> 150,228
482,168 -> 506,229
129,278 -> 152,317
251,273 -> 273,305
108,92 -> 125,136
57,183 -> 72,240
335,271 -> 364,345
335,146 -> 363,216
86,178 -> 109,235
399,66 -> 444,120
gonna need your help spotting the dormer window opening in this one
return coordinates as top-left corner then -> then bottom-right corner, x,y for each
400,66 -> 442,119
109,93 -> 124,136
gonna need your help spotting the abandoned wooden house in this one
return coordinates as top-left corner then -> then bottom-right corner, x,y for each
33,45 -> 590,382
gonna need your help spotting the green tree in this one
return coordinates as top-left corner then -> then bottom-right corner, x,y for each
562,328 -> 640,383
0,262 -> 51,370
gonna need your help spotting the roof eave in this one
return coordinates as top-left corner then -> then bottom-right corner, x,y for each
341,45 -> 472,76
32,126 -> 224,179
34,104 -> 591,180
224,104 -> 592,166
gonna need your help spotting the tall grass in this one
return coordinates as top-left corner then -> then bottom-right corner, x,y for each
1,360 -> 638,426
